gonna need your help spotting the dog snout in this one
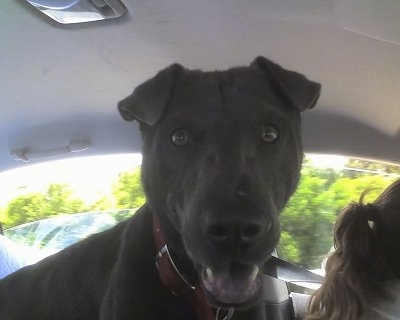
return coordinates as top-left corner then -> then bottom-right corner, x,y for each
205,216 -> 267,245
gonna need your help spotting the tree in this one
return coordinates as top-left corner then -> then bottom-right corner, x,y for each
42,184 -> 85,216
279,167 -> 339,268
112,167 -> 146,209
278,163 -> 397,269
86,196 -> 113,211
3,184 -> 86,228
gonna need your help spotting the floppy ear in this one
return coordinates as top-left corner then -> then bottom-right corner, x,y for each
251,56 -> 321,111
118,63 -> 185,125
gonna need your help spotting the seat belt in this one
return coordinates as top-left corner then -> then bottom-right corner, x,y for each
265,256 -> 324,290
261,256 -> 324,320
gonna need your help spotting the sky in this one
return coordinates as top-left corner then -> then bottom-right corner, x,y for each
0,154 -> 142,207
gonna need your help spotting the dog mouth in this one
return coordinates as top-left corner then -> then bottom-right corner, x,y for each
199,262 -> 260,305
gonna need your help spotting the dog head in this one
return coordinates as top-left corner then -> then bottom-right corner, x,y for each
118,56 -> 321,308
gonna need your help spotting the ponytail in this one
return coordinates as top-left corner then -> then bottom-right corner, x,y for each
306,191 -> 392,320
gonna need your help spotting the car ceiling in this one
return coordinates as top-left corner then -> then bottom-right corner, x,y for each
1,0 -> 399,172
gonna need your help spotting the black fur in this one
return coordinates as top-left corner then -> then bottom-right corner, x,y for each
0,57 -> 320,320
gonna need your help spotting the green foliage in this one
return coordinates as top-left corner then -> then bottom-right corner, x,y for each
1,168 -> 146,229
3,184 -> 86,228
279,231 -> 301,263
112,167 -> 146,209
278,166 -> 397,269
86,196 -> 113,211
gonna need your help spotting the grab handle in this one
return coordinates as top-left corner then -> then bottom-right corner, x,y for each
10,140 -> 89,162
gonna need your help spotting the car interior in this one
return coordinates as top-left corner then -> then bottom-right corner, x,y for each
1,1 -> 399,319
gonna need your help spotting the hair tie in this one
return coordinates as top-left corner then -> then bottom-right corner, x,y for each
362,203 -> 378,229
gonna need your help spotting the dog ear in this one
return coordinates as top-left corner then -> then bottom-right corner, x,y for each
118,63 -> 185,125
251,56 -> 321,111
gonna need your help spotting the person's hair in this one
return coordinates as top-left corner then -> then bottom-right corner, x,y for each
306,179 -> 400,320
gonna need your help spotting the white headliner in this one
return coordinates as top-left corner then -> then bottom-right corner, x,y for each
1,0 -> 399,171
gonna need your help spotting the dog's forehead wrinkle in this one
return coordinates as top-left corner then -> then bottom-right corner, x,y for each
161,99 -> 287,132
165,73 -> 296,127
175,69 -> 282,113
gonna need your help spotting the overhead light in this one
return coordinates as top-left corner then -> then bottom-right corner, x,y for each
25,0 -> 127,24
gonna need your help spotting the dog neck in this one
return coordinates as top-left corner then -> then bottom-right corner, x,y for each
152,214 -> 231,320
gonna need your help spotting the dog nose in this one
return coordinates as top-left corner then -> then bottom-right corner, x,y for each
205,218 -> 265,244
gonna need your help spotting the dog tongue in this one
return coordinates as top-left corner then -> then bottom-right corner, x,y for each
201,263 -> 259,304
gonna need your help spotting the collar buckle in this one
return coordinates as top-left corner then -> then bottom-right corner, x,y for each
155,243 -> 195,296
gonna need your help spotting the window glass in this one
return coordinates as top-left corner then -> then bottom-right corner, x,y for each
278,154 -> 400,274
1,153 -> 399,271
0,154 -> 143,254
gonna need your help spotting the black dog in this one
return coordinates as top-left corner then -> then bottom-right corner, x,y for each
0,57 -> 320,320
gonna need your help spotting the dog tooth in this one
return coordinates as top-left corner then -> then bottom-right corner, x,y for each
250,266 -> 259,282
206,267 -> 214,281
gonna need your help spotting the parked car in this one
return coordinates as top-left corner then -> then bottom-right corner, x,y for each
4,210 -> 135,254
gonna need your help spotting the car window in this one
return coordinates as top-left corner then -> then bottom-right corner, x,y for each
278,154 -> 400,276
1,153 -> 399,270
0,154 -> 142,253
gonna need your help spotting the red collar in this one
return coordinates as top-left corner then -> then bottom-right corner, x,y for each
152,214 -> 234,320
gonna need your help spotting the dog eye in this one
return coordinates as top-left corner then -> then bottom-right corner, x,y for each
171,129 -> 189,146
260,125 -> 279,143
